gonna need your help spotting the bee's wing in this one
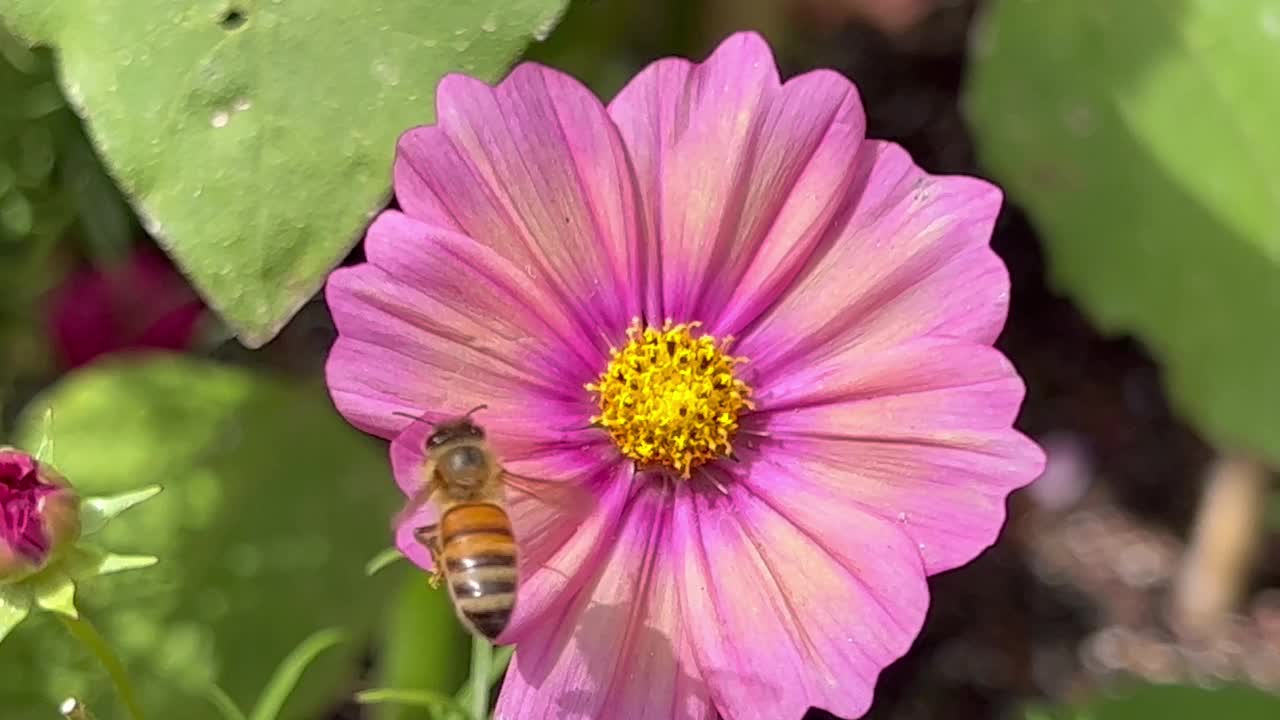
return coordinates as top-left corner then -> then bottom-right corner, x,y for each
391,475 -> 439,533
502,470 -> 596,522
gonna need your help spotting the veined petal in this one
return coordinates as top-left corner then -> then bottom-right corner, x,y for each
736,141 -> 1008,378
363,211 -> 607,379
707,70 -> 868,338
748,338 -> 1045,574
326,213 -> 604,442
613,32 -> 869,324
673,480 -> 926,720
394,64 -> 643,352
496,484 -> 714,720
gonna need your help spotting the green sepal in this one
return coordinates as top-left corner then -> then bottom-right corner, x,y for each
0,589 -> 32,644
32,574 -> 77,618
79,484 -> 162,536
62,545 -> 159,578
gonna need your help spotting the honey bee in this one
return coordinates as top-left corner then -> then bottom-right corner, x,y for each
393,406 -> 536,641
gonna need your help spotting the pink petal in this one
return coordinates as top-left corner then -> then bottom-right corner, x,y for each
325,213 -> 604,443
497,483 -> 714,720
735,140 -> 1008,379
394,63 -> 643,353
747,338 -> 1045,574
673,480 -> 927,720
612,33 -> 870,325
363,211 -> 607,379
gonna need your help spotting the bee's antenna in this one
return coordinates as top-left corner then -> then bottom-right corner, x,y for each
392,410 -> 436,427
463,404 -> 489,419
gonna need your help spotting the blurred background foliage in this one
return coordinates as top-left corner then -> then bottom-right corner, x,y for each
0,0 -> 1278,718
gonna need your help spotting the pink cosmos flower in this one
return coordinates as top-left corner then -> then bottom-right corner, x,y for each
326,32 -> 1044,720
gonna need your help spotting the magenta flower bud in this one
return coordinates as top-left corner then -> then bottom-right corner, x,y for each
0,448 -> 81,583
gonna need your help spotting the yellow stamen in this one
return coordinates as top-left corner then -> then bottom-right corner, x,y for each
586,319 -> 754,478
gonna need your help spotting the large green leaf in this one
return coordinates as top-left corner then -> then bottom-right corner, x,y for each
967,0 -> 1280,463
0,0 -> 567,347
0,355 -> 399,719
1026,683 -> 1280,719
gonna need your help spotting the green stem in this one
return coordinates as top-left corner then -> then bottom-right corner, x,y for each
469,636 -> 493,720
57,614 -> 146,720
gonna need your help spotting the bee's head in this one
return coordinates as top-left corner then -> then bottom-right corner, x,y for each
426,418 -> 486,449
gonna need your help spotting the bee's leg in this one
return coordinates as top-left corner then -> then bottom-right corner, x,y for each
414,523 -> 445,588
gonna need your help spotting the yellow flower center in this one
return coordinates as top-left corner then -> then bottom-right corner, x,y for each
587,320 -> 754,478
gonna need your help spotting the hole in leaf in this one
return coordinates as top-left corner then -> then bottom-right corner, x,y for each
220,8 -> 247,30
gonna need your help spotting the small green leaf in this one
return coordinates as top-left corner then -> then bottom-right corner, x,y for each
33,576 -> 78,618
247,628 -> 345,720
366,546 -> 407,577
0,0 -> 569,346
0,591 -> 31,643
356,688 -> 467,719
80,485 -> 163,535
200,685 -> 247,720
967,0 -> 1280,466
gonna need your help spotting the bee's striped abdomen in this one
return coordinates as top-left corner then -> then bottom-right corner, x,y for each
439,502 -> 518,640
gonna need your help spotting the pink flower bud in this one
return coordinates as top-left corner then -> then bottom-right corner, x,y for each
0,448 -> 81,583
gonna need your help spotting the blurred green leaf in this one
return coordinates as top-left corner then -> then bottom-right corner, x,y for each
365,546 -> 406,577
0,0 -> 568,347
247,627 -> 344,720
0,23 -> 133,411
1025,683 -> 1280,719
968,0 -> 1280,466
200,684 -> 246,720
355,688 -> 464,719
0,355 -> 398,719
373,574 -> 470,720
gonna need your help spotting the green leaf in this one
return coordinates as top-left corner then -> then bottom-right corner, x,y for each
373,575 -> 470,720
355,688 -> 466,719
247,627 -> 344,720
967,0 -> 1280,465
200,685 -> 247,720
0,0 -> 568,347
0,355 -> 400,719
1025,683 -> 1280,719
